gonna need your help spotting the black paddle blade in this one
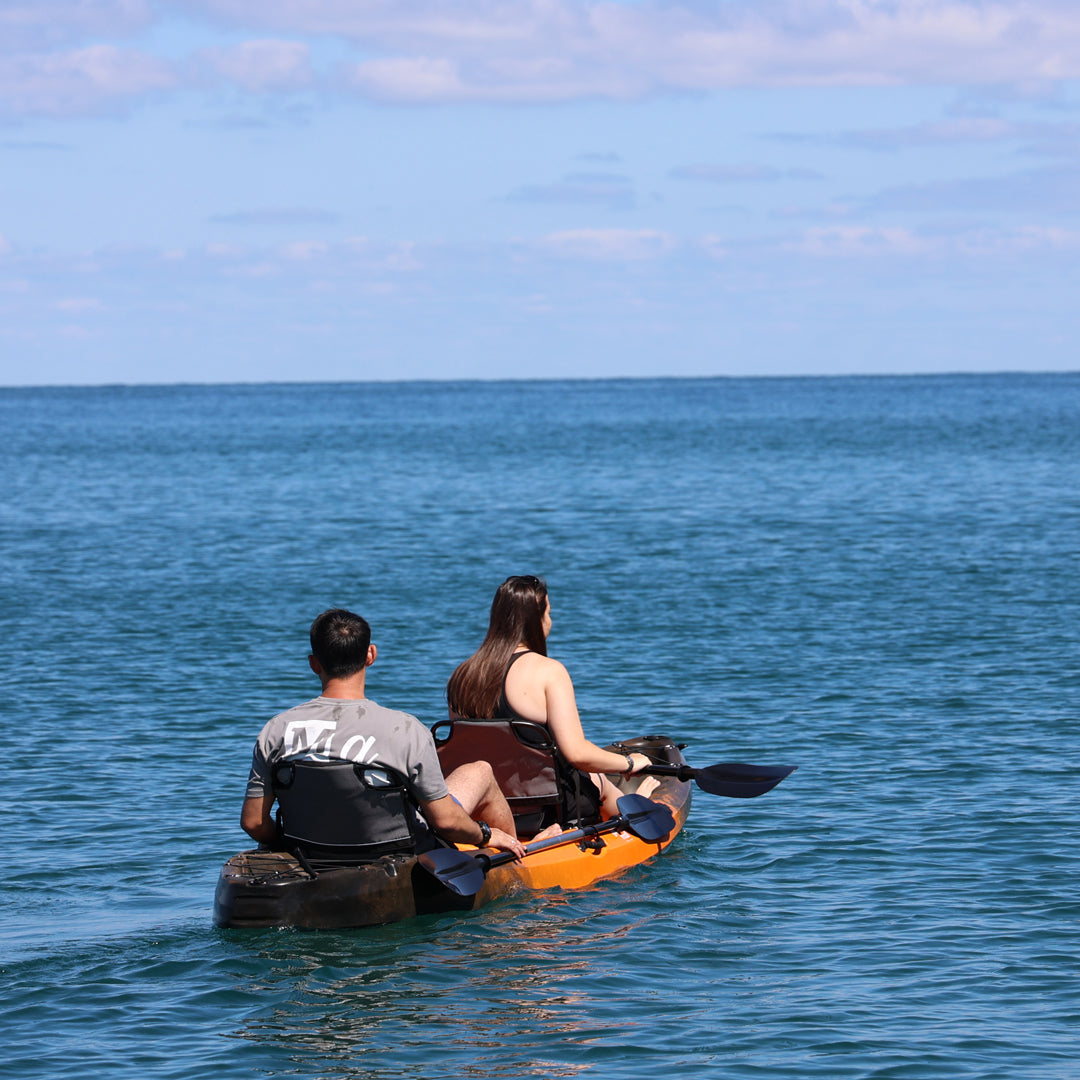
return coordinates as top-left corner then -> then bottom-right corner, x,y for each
417,847 -> 487,897
615,793 -> 676,842
692,762 -> 797,798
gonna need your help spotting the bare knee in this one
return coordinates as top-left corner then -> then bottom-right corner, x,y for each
445,760 -> 496,812
597,773 -> 622,816
447,760 -> 495,789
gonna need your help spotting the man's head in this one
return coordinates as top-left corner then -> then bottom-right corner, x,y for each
309,609 -> 373,680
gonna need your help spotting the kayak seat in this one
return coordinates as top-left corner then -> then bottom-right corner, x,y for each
431,718 -> 597,837
271,759 -> 433,871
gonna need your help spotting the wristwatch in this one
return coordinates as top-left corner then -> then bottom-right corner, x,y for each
476,820 -> 492,846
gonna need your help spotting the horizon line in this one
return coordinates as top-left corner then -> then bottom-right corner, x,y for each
2,368 -> 1078,392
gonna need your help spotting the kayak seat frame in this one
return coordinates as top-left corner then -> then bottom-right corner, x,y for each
431,718 -> 596,837
271,759 -> 431,872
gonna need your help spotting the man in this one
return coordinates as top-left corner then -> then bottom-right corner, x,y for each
241,608 -> 525,859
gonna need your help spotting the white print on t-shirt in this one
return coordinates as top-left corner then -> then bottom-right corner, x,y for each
282,718 -> 378,764
340,734 -> 378,763
283,718 -> 335,757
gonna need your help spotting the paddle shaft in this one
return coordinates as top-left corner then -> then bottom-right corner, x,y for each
481,799 -> 671,873
641,763 -> 698,783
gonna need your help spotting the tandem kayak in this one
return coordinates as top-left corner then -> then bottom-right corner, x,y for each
213,734 -> 691,930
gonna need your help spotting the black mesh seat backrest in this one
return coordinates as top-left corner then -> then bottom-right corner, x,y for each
432,719 -> 594,835
271,759 -> 423,868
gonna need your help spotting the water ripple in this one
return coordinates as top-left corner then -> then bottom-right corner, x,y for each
2,376 -> 1079,1079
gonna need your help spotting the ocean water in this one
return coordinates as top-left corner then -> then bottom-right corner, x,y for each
1,374 -> 1077,1079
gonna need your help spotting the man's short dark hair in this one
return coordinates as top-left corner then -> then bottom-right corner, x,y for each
309,609 -> 372,679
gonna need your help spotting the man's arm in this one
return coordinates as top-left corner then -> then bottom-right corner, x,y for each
421,795 -> 524,858
241,793 -> 277,844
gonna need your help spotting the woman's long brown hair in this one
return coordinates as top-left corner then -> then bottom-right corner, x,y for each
446,576 -> 549,718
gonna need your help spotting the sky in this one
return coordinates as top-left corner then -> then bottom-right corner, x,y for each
2,0 -> 1080,385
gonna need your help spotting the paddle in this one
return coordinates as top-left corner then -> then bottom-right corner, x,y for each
640,761 -> 797,798
419,793 -> 677,897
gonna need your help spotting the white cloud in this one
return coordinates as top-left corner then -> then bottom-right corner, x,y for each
4,1 -> 1080,113
195,39 -> 313,91
0,45 -> 175,116
0,0 -> 152,52
384,242 -> 423,271
790,225 -> 934,256
183,0 -> 583,49
55,297 -> 104,312
538,228 -> 677,260
955,223 -> 1080,252
781,220 -> 1080,257
348,56 -> 467,102
5,222 -> 1077,306
185,0 -> 1080,102
280,240 -> 329,259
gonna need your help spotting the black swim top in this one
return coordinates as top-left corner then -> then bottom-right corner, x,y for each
492,650 -> 533,721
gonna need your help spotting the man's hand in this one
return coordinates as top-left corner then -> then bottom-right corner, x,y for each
485,826 -> 525,860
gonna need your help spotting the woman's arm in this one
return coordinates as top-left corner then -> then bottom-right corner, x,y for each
543,660 -> 650,775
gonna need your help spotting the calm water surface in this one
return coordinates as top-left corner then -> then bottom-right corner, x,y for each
1,374 -> 1078,1078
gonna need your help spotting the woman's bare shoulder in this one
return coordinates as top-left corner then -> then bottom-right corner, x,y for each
521,652 -> 571,684
511,650 -> 569,678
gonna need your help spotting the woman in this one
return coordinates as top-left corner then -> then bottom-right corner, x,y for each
446,575 -> 655,822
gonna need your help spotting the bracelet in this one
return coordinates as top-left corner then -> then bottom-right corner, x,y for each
476,819 -> 492,846
623,754 -> 635,774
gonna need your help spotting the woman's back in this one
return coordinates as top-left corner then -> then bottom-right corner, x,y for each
495,649 -> 560,724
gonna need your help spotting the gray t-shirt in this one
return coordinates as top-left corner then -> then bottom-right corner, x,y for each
246,696 -> 449,804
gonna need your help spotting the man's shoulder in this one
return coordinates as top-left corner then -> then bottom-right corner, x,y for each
258,696 -> 428,736
363,698 -> 425,727
264,695 -> 325,722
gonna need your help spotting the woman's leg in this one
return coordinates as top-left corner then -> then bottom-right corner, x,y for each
594,772 -> 659,817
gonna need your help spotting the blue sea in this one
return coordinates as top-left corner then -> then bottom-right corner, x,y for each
1,374 -> 1077,1079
